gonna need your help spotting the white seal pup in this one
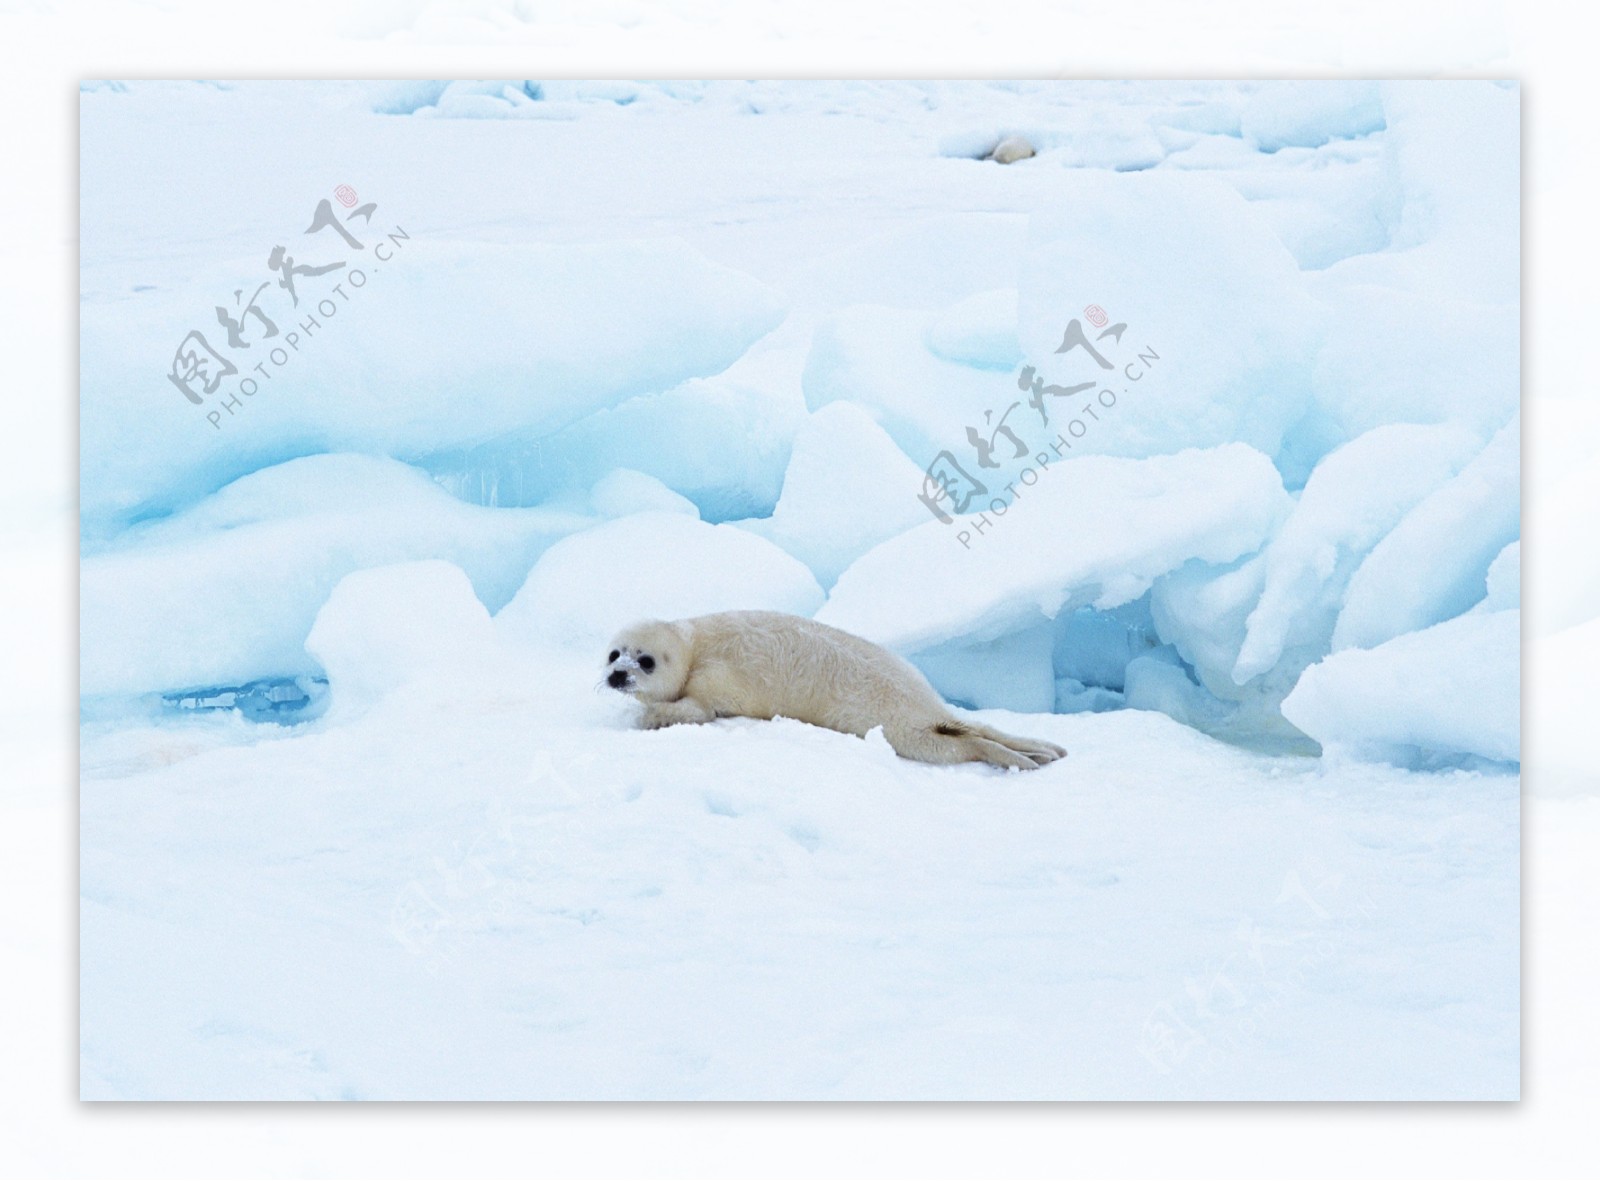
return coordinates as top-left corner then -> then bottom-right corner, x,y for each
603,610 -> 1066,771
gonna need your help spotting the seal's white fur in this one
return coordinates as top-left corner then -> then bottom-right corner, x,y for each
604,610 -> 1066,771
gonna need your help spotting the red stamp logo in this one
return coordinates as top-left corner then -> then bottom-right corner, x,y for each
334,184 -> 358,208
1084,304 -> 1108,328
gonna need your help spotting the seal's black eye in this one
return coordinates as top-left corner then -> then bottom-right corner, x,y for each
638,655 -> 655,672
607,650 -> 620,664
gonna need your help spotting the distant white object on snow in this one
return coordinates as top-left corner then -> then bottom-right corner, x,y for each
990,135 -> 1035,164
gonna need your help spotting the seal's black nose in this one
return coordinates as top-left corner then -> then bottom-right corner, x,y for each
607,669 -> 628,689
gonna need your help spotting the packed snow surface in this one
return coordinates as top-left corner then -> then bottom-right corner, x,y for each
81,621 -> 1517,1100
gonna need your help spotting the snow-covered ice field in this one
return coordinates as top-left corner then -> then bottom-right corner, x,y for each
79,79 -> 1520,1100
81,663 -> 1517,1100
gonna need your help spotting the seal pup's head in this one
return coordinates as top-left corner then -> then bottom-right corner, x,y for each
603,619 -> 691,702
